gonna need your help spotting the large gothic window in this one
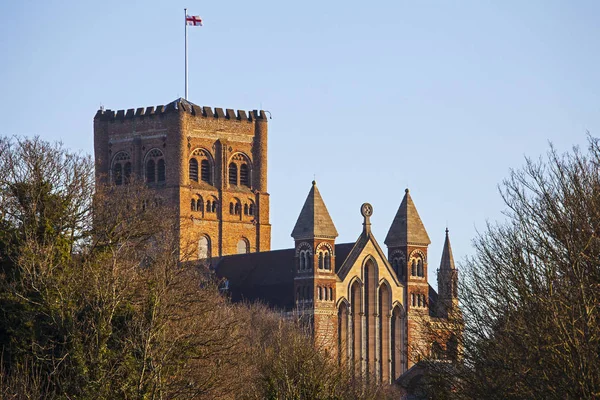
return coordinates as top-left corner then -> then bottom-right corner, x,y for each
228,153 -> 252,188
157,159 -> 165,182
146,159 -> 156,183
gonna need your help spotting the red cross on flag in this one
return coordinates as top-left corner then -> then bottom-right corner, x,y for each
186,15 -> 203,26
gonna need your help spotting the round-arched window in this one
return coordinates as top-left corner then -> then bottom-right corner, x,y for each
237,238 -> 249,254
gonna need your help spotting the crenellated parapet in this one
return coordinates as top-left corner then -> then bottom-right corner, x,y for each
94,97 -> 268,123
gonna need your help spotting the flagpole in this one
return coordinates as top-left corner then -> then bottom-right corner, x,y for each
184,8 -> 188,100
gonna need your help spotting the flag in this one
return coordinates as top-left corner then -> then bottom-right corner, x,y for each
186,15 -> 203,26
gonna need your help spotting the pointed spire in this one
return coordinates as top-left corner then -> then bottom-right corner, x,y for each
291,181 -> 338,240
384,188 -> 431,247
439,228 -> 456,270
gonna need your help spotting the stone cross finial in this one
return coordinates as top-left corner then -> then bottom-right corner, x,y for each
361,203 -> 373,234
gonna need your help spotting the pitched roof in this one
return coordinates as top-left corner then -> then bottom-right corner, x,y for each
214,243 -> 355,311
439,228 -> 456,270
384,189 -> 431,247
291,181 -> 338,240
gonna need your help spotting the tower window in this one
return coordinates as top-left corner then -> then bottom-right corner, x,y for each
417,260 -> 424,277
206,200 -> 211,212
234,203 -> 240,215
318,252 -> 324,269
229,202 -> 234,215
240,163 -> 249,187
324,252 -> 331,270
411,260 -> 417,276
211,201 -> 217,213
123,162 -> 132,184
201,159 -> 210,182
191,199 -> 196,211
244,204 -> 249,215
249,203 -> 255,216
114,163 -> 123,186
229,163 -> 238,185
146,159 -> 156,183
189,158 -> 198,182
157,159 -> 165,182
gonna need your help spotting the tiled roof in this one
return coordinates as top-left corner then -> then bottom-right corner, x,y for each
215,242 -> 356,310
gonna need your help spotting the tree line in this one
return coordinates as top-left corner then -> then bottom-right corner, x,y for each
0,137 -> 399,399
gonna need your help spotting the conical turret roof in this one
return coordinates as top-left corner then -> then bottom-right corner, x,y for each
291,181 -> 338,240
439,228 -> 455,270
384,189 -> 431,247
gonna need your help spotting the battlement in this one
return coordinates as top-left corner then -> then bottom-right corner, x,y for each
94,97 -> 268,123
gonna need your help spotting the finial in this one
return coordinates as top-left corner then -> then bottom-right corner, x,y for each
361,203 -> 373,234
312,180 -> 316,186
445,227 -> 449,235
405,188 -> 409,194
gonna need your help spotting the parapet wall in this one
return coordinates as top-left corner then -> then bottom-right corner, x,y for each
94,97 -> 268,123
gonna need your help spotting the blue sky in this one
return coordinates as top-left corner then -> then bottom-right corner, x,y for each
1,0 -> 599,284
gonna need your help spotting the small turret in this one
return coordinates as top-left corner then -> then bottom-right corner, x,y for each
437,228 -> 458,317
291,181 -> 338,350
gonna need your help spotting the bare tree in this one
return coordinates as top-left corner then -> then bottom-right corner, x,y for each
419,136 -> 600,400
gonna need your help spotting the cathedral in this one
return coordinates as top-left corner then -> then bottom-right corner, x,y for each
94,97 -> 459,385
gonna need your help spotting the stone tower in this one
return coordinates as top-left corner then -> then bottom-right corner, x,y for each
384,188 -> 431,367
291,181 -> 338,350
437,228 -> 458,318
93,98 -> 271,262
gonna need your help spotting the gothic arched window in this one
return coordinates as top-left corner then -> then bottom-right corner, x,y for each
249,203 -> 255,216
189,158 -> 198,182
240,163 -> 249,187
244,204 -> 249,215
417,259 -> 424,277
411,259 -> 417,276
157,159 -> 165,182
229,163 -> 238,185
191,199 -> 196,211
200,159 -> 210,182
318,252 -> 324,270
112,152 -> 131,186
229,202 -> 234,215
146,159 -> 156,183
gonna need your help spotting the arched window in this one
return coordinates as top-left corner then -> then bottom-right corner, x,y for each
146,159 -> 156,183
157,159 -> 165,182
197,197 -> 204,213
318,252 -> 324,269
198,236 -> 210,260
124,162 -> 132,184
114,163 -> 123,185
191,199 -> 196,211
234,203 -> 240,215
244,204 -> 249,215
145,149 -> 164,184
240,163 -> 249,187
112,152 -> 131,186
411,259 -> 417,276
237,238 -> 249,254
211,201 -> 217,213
189,158 -> 198,182
299,252 -> 305,270
229,163 -> 238,185
200,159 -> 210,182
417,259 -> 424,277
324,252 -> 331,270
206,200 -> 211,212
249,203 -> 255,216
229,202 -> 234,215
